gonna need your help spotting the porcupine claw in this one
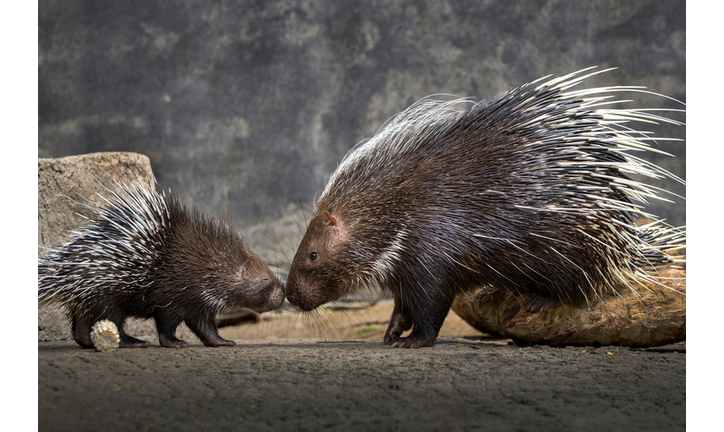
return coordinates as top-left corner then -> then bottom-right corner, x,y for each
388,333 -> 437,349
389,338 -> 423,349
119,334 -> 152,348
383,300 -> 412,345
158,333 -> 190,349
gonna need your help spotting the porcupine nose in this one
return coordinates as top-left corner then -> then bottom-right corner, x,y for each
284,277 -> 315,311
285,284 -> 301,308
268,279 -> 285,310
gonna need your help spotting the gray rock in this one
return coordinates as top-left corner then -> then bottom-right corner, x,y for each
38,152 -> 155,256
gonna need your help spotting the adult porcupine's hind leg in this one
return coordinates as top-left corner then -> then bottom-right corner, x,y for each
185,315 -> 236,347
524,292 -> 563,313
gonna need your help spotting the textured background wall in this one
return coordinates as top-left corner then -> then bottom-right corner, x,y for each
38,0 -> 686,265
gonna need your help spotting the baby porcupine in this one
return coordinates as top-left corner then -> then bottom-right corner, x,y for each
285,67 -> 686,348
38,182 -> 285,349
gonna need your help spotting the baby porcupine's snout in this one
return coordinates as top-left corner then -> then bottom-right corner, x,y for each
266,278 -> 285,311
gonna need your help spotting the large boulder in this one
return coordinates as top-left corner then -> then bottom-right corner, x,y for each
38,152 -> 156,254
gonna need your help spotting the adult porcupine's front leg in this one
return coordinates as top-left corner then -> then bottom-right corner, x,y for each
388,320 -> 440,348
383,293 -> 412,345
388,287 -> 455,348
185,316 -> 236,347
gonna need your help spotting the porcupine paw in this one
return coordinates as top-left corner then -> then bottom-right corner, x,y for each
201,336 -> 236,347
186,321 -> 236,347
158,334 -> 190,349
383,327 -> 402,345
389,334 -> 436,349
119,335 -> 151,348
524,292 -> 562,313
383,311 -> 412,345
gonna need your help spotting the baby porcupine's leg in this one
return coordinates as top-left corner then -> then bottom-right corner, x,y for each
70,312 -> 95,349
71,310 -> 150,348
185,316 -> 236,347
154,310 -> 189,348
118,327 -> 151,348
104,311 -> 151,348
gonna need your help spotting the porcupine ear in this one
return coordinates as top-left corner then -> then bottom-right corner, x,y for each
321,211 -> 337,227
240,256 -> 258,280
321,210 -> 349,244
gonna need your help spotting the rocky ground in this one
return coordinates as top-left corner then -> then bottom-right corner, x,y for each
38,300 -> 685,431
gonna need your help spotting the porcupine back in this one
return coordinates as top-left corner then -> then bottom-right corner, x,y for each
38,183 -> 171,308
308,67 -> 685,311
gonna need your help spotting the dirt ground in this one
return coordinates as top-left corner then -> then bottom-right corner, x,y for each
38,300 -> 685,431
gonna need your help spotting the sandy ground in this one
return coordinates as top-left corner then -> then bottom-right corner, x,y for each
38,300 -> 685,431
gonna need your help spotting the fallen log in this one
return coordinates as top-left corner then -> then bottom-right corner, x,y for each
451,268 -> 685,347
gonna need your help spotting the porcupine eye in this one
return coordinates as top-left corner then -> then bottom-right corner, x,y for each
309,252 -> 318,262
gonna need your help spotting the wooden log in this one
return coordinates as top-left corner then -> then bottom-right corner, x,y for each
452,268 -> 685,347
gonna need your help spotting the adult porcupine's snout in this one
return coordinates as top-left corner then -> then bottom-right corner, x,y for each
285,274 -> 320,311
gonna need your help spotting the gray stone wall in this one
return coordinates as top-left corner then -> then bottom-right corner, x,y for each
39,0 -> 686,264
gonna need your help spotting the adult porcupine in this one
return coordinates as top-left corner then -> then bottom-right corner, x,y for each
38,182 -> 285,349
285,67 -> 686,348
